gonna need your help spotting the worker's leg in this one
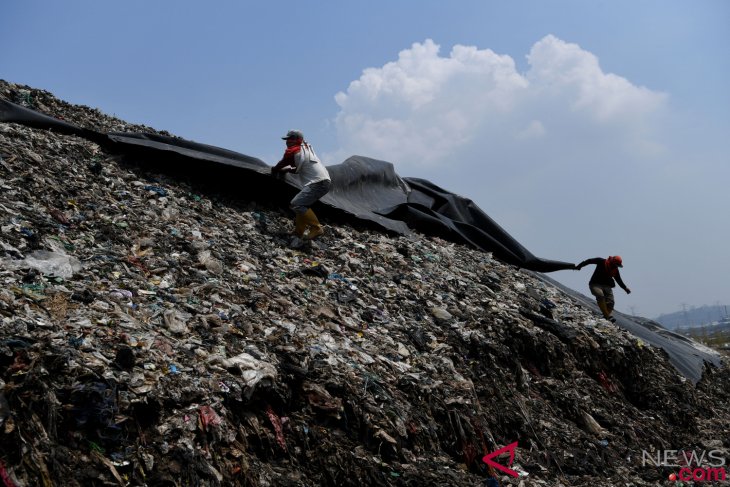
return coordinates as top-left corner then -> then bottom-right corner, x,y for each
605,288 -> 615,316
290,187 -> 317,235
590,285 -> 612,319
290,180 -> 331,240
293,212 -> 307,236
302,209 -> 323,239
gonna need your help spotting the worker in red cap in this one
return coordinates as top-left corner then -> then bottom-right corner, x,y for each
575,256 -> 631,323
271,129 -> 331,241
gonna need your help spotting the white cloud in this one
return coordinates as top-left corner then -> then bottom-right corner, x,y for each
331,39 -> 529,165
525,36 -> 669,164
329,35 -> 668,169
527,35 -> 665,123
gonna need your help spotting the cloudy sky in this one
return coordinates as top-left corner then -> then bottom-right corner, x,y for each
2,1 -> 728,319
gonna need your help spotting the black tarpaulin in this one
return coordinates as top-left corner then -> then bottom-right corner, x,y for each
0,98 -> 104,143
386,177 -> 574,273
0,98 -> 573,271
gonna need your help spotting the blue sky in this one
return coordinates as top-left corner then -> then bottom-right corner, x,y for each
2,1 -> 729,318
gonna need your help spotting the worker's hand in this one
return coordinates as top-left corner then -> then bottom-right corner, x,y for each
573,264 -> 581,271
625,288 -> 631,294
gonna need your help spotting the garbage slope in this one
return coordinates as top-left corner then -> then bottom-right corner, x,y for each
1,81 -> 729,487
1,84 -> 719,382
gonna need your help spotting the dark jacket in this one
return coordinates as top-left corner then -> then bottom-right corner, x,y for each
577,257 -> 628,290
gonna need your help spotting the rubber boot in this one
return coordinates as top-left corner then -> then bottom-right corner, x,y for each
597,299 -> 615,322
606,302 -> 616,322
293,212 -> 307,237
303,209 -> 324,240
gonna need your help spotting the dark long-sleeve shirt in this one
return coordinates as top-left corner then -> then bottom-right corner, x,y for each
577,257 -> 628,290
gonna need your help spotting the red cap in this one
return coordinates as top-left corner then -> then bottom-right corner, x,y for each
610,256 -> 623,267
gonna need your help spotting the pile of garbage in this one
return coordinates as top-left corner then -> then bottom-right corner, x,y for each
1,80 -> 729,486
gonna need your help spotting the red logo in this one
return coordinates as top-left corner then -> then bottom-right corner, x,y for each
482,442 -> 519,477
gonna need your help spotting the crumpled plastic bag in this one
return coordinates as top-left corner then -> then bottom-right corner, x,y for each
208,352 -> 277,397
199,405 -> 222,432
2,249 -> 82,278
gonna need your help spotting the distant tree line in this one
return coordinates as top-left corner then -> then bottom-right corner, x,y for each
656,304 -> 730,330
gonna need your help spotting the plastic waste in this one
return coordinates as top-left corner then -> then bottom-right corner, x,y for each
2,250 -> 82,278
208,352 -> 277,397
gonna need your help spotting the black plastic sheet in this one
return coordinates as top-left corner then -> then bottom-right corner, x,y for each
0,99 -> 573,271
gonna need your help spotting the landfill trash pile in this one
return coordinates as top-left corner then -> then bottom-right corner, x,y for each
1,80 -> 729,487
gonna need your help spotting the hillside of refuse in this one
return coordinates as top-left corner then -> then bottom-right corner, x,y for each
1,80 -> 729,487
